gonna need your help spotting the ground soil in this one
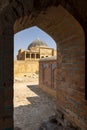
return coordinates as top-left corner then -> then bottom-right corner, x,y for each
14,77 -> 56,130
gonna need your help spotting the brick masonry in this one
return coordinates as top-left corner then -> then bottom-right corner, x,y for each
56,8 -> 86,129
0,1 -> 86,130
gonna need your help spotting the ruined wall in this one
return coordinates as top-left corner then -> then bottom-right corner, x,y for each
39,59 -> 57,97
14,60 -> 39,77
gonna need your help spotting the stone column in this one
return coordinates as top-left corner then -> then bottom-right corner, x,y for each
30,53 -> 31,60
35,53 -> 36,60
24,51 -> 26,60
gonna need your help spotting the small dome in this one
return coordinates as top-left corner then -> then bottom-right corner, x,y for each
28,39 -> 48,49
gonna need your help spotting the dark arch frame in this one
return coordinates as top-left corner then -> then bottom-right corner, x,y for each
0,1 -> 86,129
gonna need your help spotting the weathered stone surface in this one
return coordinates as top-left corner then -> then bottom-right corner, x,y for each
39,59 -> 57,97
14,60 -> 39,77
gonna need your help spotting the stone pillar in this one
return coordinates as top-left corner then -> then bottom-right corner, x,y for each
35,53 -> 36,60
30,53 -> 31,60
24,51 -> 26,60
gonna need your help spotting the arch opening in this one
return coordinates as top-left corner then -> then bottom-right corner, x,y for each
14,26 -> 57,129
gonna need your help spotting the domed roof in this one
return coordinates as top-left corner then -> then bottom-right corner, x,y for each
28,39 -> 48,49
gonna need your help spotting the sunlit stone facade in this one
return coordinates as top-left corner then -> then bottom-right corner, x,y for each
17,39 -> 57,60
14,39 -> 57,77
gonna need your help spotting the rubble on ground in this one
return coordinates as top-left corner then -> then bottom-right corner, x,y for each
14,73 -> 39,82
38,115 -> 78,130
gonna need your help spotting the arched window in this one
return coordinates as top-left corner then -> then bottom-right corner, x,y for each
41,56 -> 44,58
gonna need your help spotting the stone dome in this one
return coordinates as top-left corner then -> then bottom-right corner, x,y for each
28,39 -> 48,49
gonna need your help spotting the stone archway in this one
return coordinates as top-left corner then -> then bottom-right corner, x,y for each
0,1 -> 86,129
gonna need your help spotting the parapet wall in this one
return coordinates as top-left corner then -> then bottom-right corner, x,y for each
14,60 -> 39,77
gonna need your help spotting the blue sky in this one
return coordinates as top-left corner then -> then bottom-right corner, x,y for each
14,26 -> 56,60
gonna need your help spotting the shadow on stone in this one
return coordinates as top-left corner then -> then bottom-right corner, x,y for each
38,115 -> 79,130
14,127 -> 21,130
38,121 -> 59,130
49,115 -> 57,124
